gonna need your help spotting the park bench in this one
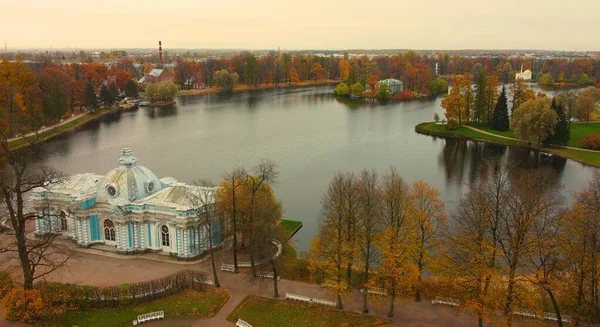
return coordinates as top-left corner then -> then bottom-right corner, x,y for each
132,310 -> 164,325
285,292 -> 312,303
311,298 -> 337,307
431,296 -> 461,307
257,272 -> 281,280
514,308 -> 537,318
221,263 -> 236,272
361,287 -> 387,296
236,318 -> 253,327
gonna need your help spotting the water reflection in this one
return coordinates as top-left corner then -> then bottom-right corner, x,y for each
440,138 -> 567,187
144,106 -> 178,119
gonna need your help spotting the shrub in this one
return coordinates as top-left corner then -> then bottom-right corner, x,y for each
333,83 -> 351,96
433,113 -> 440,123
581,135 -> 600,150
0,271 -> 13,298
446,120 -> 460,131
3,288 -> 47,323
350,83 -> 364,96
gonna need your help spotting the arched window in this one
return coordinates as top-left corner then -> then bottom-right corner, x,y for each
104,219 -> 116,241
161,225 -> 170,247
60,211 -> 68,232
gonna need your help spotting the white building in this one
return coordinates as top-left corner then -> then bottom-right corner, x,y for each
31,148 -> 224,260
515,65 -> 532,80
377,78 -> 404,93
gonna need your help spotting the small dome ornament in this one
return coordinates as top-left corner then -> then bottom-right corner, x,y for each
118,148 -> 138,167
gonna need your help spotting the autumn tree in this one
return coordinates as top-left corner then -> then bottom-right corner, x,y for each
377,167 -> 415,317
186,180 -> 222,288
84,80 -> 98,112
510,97 -> 557,144
555,90 -> 578,129
288,68 -> 300,84
213,69 -> 239,93
442,74 -> 474,124
409,181 -> 447,302
333,83 -> 350,96
474,70 -> 488,122
39,66 -> 71,121
510,78 -> 535,113
245,159 -> 278,276
356,169 -> 383,314
428,77 -> 449,96
484,75 -> 499,122
576,86 -> 600,123
538,73 -> 554,88
498,168 -> 561,326
124,79 -> 138,98
309,173 -> 352,309
99,84 -> 113,107
217,168 -> 248,272
351,83 -> 364,96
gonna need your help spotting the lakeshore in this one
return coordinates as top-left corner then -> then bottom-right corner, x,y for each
415,122 -> 600,168
177,80 -> 340,96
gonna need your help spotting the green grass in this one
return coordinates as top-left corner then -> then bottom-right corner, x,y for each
468,122 -> 517,139
228,296 -> 389,327
277,219 -> 303,241
46,289 -> 229,327
569,123 -> 600,147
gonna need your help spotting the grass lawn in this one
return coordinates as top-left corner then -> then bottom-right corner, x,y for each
46,289 -> 230,327
228,296 -> 389,327
569,123 -> 600,147
468,122 -> 517,139
277,219 -> 303,241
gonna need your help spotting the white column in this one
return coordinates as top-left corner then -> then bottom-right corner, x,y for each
81,219 -> 89,244
120,222 -> 128,249
76,218 -> 82,243
68,216 -> 76,239
132,222 -> 138,249
140,222 -> 146,250
176,228 -> 183,255
183,227 -> 189,256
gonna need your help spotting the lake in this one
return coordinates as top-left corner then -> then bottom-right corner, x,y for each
37,85 -> 596,252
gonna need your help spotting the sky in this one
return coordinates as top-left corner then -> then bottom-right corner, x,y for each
1,0 -> 599,51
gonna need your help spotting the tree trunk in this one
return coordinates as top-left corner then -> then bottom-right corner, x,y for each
336,264 -> 343,310
210,249 -> 220,288
232,184 -> 239,273
388,288 -> 396,318
504,265 -> 517,327
546,287 -> 563,327
249,192 -> 257,277
271,260 -> 279,298
362,251 -> 370,314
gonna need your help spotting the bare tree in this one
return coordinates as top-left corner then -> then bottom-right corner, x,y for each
220,168 -> 247,273
245,159 -> 278,277
186,180 -> 221,288
499,168 -> 562,327
342,173 -> 360,289
356,169 -> 383,314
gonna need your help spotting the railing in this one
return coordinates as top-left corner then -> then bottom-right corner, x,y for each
285,293 -> 336,307
236,319 -> 253,327
431,296 -> 461,306
514,308 -> 572,323
133,310 -> 164,325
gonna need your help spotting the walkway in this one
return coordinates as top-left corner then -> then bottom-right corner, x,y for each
464,125 -> 600,153
7,112 -> 88,143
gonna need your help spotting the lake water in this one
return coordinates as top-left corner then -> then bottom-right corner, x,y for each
37,85 -> 596,252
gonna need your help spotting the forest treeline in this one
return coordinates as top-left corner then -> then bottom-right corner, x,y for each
309,163 -> 600,327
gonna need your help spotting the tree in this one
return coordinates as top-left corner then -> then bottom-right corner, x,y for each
217,168 -> 248,273
377,83 -> 389,100
124,79 -> 138,98
213,69 -> 239,93
108,82 -> 119,101
311,63 -> 327,81
576,87 -> 600,123
377,167 -> 416,318
309,173 -> 352,309
84,80 -> 98,112
333,83 -> 350,96
350,83 -> 364,96
498,168 -> 561,327
484,75 -> 499,122
39,66 -> 70,121
441,74 -> 474,124
356,169 -> 383,314
510,97 -> 557,144
510,78 -> 535,114
408,181 -> 447,302
556,90 -> 578,129
186,180 -> 221,289
538,73 -> 554,87
474,70 -> 488,122
245,159 -> 278,277
99,84 -> 114,107
288,68 -> 300,84
145,81 -> 179,104
428,77 -> 449,95
544,98 -> 570,145
491,86 -> 510,131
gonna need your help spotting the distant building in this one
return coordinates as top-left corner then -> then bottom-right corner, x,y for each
515,65 -> 532,80
137,68 -> 174,87
377,78 -> 404,93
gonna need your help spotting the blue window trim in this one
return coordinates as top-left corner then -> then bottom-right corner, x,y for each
147,223 -> 152,247
127,221 -> 132,248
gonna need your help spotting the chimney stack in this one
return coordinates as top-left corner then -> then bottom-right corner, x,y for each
159,41 -> 163,64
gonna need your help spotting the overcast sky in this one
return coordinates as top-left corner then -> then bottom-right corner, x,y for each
2,0 -> 598,51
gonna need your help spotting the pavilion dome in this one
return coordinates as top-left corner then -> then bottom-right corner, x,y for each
97,148 -> 164,205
